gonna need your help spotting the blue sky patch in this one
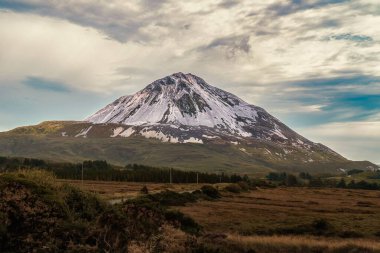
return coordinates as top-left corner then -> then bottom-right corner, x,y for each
327,33 -> 373,42
23,77 -> 70,93
288,75 -> 380,88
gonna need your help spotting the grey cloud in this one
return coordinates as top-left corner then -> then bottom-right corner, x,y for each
198,35 -> 251,58
218,0 -> 239,9
140,0 -> 168,9
266,0 -> 350,17
0,0 -> 165,42
318,19 -> 341,28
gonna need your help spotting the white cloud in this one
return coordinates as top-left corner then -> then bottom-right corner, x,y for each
1,0 -> 380,96
0,12 -> 130,93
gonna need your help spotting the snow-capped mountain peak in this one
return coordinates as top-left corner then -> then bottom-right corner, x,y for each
85,73 -> 329,151
86,72 -> 260,136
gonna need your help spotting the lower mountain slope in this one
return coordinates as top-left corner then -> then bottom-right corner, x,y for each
0,121 -> 376,174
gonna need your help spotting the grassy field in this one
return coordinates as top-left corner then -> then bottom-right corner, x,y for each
215,234 -> 380,252
4,174 -> 380,252
178,187 -> 380,237
62,179 -> 380,238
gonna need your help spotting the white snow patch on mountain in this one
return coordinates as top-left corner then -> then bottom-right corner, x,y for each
111,127 -> 124,137
75,126 -> 92,138
120,128 -> 135,137
183,137 -> 203,144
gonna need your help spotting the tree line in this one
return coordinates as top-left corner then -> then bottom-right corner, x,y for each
266,171 -> 380,190
0,156 -> 245,184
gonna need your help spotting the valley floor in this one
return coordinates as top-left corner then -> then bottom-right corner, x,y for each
64,179 -> 380,246
177,187 -> 380,237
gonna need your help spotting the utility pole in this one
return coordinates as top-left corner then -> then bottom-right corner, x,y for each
170,168 -> 172,184
81,162 -> 84,185
196,172 -> 199,184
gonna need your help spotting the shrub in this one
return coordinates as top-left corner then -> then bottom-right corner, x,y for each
266,172 -> 287,181
148,190 -> 198,206
285,174 -> 298,186
164,210 -> 201,235
225,183 -> 242,193
201,185 -> 221,199
237,181 -> 250,191
62,184 -> 105,221
347,169 -> 364,175
336,178 -> 346,188
140,185 -> 149,194
312,218 -> 330,231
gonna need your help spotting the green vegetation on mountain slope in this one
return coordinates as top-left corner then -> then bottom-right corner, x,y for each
0,121 -> 376,174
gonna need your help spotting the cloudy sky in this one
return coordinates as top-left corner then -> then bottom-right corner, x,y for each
0,0 -> 379,163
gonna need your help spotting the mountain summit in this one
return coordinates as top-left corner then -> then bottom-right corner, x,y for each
86,72 -> 258,135
86,72 -> 315,148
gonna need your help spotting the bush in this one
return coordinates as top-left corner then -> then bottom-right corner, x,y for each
164,210 -> 201,235
250,179 -> 276,188
237,181 -> 250,191
140,185 -> 149,194
312,218 -> 330,231
266,172 -> 287,181
285,174 -> 298,186
224,183 -> 242,193
63,185 -> 105,220
336,178 -> 346,188
347,169 -> 364,175
201,185 -> 221,199
148,190 -> 198,206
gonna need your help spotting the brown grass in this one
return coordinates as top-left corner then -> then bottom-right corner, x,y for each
59,180 -> 380,239
47,180 -> 380,252
177,187 -> 380,237
222,234 -> 380,252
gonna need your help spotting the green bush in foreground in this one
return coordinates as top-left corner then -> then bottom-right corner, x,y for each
201,185 -> 221,199
225,183 -> 243,193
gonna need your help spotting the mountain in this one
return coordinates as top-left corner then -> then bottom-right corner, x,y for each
0,73 -> 377,174
85,72 -> 331,150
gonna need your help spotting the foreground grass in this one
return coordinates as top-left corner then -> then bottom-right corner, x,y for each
4,173 -> 380,252
208,234 -> 380,253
